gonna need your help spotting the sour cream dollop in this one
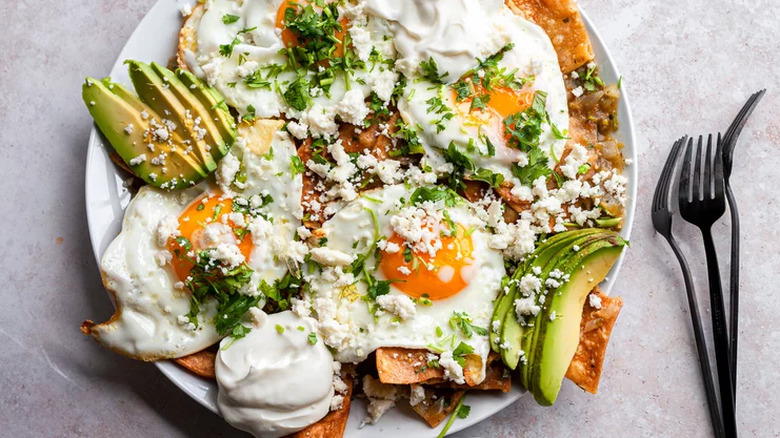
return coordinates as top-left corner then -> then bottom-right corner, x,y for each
364,0 -> 507,82
215,310 -> 335,438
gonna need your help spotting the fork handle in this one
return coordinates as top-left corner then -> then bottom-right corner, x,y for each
725,181 -> 739,390
701,226 -> 738,437
667,236 -> 725,438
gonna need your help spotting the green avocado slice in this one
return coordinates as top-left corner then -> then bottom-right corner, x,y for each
150,62 -> 234,163
490,229 -> 603,352
125,60 -> 217,172
527,232 -> 626,405
82,77 -> 208,189
518,232 -> 611,388
176,68 -> 237,155
501,229 -> 599,370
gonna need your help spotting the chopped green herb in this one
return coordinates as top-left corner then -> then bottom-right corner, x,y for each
308,332 -> 318,345
275,324 -> 285,334
222,14 -> 240,24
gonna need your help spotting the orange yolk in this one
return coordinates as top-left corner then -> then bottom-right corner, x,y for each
379,225 -> 474,301
167,191 -> 253,283
275,0 -> 348,58
452,81 -> 534,126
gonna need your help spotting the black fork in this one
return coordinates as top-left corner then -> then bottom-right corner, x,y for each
678,135 -> 736,437
651,137 -> 723,438
721,90 -> 765,389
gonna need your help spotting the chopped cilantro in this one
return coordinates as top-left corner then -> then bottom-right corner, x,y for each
308,332 -> 318,345
222,14 -> 240,24
219,37 -> 240,57
419,57 -> 448,84
410,186 -> 463,207
449,311 -> 488,339
470,167 -> 504,188
512,147 -> 551,187
290,155 -> 305,177
243,105 -> 256,122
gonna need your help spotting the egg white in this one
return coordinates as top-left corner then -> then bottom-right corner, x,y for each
189,0 -> 398,127
305,184 -> 505,382
86,120 -> 303,360
398,6 -> 570,185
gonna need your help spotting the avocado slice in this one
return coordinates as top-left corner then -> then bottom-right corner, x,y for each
176,68 -> 237,154
125,60 -> 217,172
490,229 -> 603,352
82,77 -> 209,189
518,232 -> 611,388
494,229 -> 603,368
150,62 -> 235,163
527,232 -> 626,405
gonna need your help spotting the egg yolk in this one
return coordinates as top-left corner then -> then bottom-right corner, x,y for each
452,81 -> 534,125
379,224 -> 474,301
275,0 -> 348,58
167,191 -> 253,283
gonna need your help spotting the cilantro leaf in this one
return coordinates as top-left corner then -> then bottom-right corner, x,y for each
419,57 -> 448,84
449,312 -> 489,339
470,167 -> 504,188
512,147 -> 551,187
410,186 -> 464,207
283,76 -> 311,111
222,14 -> 240,24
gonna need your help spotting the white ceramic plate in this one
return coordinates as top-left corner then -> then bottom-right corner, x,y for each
84,1 -> 637,435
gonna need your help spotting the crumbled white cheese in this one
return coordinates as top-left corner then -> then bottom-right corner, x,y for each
336,89 -> 370,126
286,120 -> 309,140
310,247 -> 355,266
217,153 -> 241,192
409,384 -> 425,406
589,293 -> 603,309
156,215 -> 180,247
375,294 -> 416,320
515,297 -> 541,318
128,154 -> 146,166
438,351 -> 465,384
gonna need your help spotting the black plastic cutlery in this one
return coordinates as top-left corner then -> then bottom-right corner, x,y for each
651,137 -> 724,438
720,90 -> 766,389
651,91 -> 765,438
677,135 -> 736,437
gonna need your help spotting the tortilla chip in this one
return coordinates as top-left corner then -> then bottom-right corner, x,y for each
565,289 -> 623,393
508,0 -> 594,73
174,346 -> 217,379
177,3 -> 203,72
286,374 -> 354,438
444,353 -> 511,392
375,347 -> 484,386
376,347 -> 444,384
238,118 -> 286,157
410,387 -> 467,428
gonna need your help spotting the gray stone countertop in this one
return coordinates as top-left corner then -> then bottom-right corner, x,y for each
1,0 -> 779,436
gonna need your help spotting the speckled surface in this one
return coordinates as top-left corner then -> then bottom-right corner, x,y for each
1,0 -> 779,436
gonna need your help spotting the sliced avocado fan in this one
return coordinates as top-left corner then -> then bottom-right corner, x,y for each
82,61 -> 237,189
493,229 -> 626,406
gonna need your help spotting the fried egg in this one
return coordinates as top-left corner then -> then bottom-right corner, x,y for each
397,5 -> 569,185
82,120 -> 303,360
186,0 -> 398,135
303,184 -> 505,382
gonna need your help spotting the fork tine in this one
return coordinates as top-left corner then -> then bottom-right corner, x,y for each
724,89 -> 766,157
653,137 -> 685,211
693,136 -> 704,201
705,134 -> 714,199
715,133 -> 725,198
679,137 -> 693,203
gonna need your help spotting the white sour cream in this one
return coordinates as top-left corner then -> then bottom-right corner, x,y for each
364,0 -> 507,82
215,310 -> 335,438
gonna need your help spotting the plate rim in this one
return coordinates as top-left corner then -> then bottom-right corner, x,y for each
83,1 -> 638,435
